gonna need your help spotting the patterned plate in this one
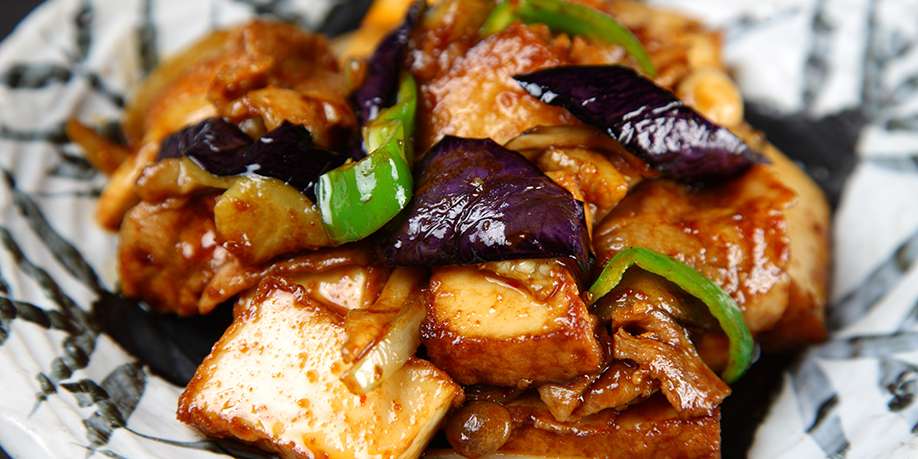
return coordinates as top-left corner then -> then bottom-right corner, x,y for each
0,1 -> 916,458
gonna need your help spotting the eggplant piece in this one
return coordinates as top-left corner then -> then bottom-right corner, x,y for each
158,117 -> 250,163
381,136 -> 589,270
157,119 -> 346,201
352,0 -> 425,125
514,65 -> 766,182
241,122 -> 346,201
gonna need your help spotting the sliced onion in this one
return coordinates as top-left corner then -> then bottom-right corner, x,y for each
340,294 -> 426,394
342,267 -> 424,361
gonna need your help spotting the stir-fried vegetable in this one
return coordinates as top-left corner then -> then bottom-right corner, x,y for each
342,267 -> 424,361
155,77 -> 417,246
588,247 -> 754,383
353,0 -> 425,124
316,73 -> 417,243
515,65 -> 765,182
214,177 -> 331,264
482,0 -> 655,76
341,293 -> 426,394
479,0 -> 516,36
158,117 -> 250,162
380,135 -> 589,272
157,119 -> 346,201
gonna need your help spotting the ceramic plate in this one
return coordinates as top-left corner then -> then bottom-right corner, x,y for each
1,0 -> 917,457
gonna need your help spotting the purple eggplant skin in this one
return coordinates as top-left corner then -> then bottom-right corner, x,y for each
514,65 -> 767,182
381,136 -> 590,271
158,119 -> 346,201
157,117 -> 251,169
352,0 -> 425,125
241,122 -> 347,201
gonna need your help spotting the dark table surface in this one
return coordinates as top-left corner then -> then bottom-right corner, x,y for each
1,2 -> 42,40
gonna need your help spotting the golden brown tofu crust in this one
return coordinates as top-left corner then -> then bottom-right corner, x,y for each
422,267 -> 604,387
178,277 -> 462,459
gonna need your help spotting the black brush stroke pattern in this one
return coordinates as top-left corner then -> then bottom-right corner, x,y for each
0,63 -> 73,88
867,154 -> 918,173
49,150 -> 99,180
138,0 -> 159,76
316,0 -> 372,36
0,123 -> 69,144
72,0 -> 93,64
791,357 -> 850,457
724,7 -> 802,42
827,229 -> 918,330
801,0 -> 832,110
2,170 -> 105,293
0,226 -> 96,404
0,296 -> 79,343
61,362 -> 145,451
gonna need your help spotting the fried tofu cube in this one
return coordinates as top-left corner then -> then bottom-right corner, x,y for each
422,265 -> 604,387
178,278 -> 462,459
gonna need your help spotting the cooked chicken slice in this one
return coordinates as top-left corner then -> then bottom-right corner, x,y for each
593,166 -> 796,335
201,247 -> 384,315
97,21 -> 353,230
120,199 -> 379,316
743,131 -> 831,349
423,261 -> 604,387
118,196 -> 235,316
178,277 -> 462,459
416,24 -> 576,152
432,396 -> 719,459
594,132 -> 829,346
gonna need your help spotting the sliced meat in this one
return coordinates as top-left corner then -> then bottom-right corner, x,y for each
118,196 -> 234,316
594,166 -> 795,335
611,297 -> 730,417
613,329 -> 728,417
415,24 -> 576,152
576,361 -> 658,417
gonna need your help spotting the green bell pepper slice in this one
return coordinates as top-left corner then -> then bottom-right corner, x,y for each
482,0 -> 656,77
480,0 -> 517,36
316,74 -> 417,243
588,247 -> 754,383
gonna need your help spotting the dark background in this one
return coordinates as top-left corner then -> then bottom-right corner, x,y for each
1,2 -> 41,40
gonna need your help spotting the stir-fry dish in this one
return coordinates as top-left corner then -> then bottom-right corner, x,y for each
69,0 -> 831,457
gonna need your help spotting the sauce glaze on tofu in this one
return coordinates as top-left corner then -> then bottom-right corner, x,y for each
179,277 -> 462,459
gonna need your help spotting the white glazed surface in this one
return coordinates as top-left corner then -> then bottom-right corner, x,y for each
0,1 -> 917,458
